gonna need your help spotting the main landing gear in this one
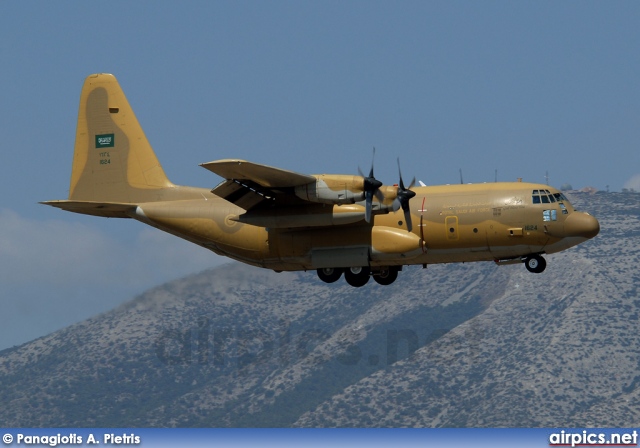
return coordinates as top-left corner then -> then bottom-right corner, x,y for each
316,266 -> 400,287
524,254 -> 547,273
344,266 -> 370,287
372,267 -> 398,285
316,267 -> 343,283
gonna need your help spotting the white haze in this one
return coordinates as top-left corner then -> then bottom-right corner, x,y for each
0,209 -> 225,350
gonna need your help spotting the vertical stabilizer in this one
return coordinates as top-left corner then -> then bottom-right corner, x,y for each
69,73 -> 173,203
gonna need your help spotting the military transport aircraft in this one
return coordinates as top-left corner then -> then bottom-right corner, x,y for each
42,74 -> 600,287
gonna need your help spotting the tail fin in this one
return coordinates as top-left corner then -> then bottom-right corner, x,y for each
68,73 -> 174,203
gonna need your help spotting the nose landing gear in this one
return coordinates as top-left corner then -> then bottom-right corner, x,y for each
524,254 -> 547,273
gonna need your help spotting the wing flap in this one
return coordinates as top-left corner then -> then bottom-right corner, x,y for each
211,179 -> 269,210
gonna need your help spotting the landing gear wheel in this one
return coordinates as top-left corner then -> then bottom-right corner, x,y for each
344,266 -> 370,287
373,267 -> 398,285
317,267 -> 343,283
524,255 -> 546,273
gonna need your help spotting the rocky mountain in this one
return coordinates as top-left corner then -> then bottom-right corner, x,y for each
0,192 -> 637,427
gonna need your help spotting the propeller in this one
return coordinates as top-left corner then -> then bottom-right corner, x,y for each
392,158 -> 416,232
358,148 -> 384,223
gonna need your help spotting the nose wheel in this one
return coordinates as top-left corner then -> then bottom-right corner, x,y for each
524,254 -> 546,273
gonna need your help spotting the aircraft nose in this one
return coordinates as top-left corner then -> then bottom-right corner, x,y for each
564,212 -> 600,239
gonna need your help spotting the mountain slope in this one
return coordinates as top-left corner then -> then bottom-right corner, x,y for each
0,257 -> 499,426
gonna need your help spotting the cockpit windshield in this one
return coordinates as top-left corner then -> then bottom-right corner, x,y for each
532,189 -> 568,205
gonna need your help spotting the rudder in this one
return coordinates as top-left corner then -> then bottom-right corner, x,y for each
68,73 -> 173,203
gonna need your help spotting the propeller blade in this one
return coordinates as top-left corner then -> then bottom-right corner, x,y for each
397,158 -> 405,190
392,197 -> 401,212
368,147 -> 376,178
365,190 -> 373,223
395,158 -> 416,231
360,148 -> 383,223
404,208 -> 413,233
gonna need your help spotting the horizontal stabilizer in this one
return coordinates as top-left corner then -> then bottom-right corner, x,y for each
40,200 -> 135,218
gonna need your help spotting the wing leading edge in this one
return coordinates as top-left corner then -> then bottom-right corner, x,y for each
200,159 -> 315,188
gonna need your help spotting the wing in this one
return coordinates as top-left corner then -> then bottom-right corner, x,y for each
200,159 -> 316,210
200,159 -> 401,229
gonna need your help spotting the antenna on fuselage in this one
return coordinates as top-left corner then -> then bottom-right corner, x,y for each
495,169 -> 497,183
459,168 -> 463,184
545,171 -> 549,185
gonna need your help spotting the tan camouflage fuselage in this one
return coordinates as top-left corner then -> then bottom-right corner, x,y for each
129,181 -> 594,271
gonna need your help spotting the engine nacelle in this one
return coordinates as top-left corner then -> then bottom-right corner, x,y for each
370,226 -> 423,261
294,175 -> 365,205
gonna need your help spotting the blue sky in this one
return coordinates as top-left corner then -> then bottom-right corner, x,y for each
1,1 -> 639,349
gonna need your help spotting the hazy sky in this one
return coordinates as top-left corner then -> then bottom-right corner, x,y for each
1,1 -> 639,349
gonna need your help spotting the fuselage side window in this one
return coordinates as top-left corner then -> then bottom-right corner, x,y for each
543,209 -> 558,222
560,203 -> 568,214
